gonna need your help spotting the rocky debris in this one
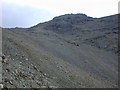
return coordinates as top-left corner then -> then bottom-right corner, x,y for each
2,52 -> 58,88
2,14 -> 118,88
83,35 -> 118,53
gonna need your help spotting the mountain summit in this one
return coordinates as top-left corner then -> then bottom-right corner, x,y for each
32,14 -> 118,54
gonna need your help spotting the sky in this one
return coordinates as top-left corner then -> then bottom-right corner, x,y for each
0,0 -> 119,28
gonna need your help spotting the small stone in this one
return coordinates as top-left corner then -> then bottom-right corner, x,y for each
40,59 -> 42,62
33,66 -> 37,71
2,56 -> 5,59
26,58 -> 28,61
2,59 -> 6,63
0,84 -> 3,88
9,81 -> 13,85
57,66 -> 59,68
31,64 -> 33,66
44,73 -> 47,76
22,55 -> 25,58
6,68 -> 10,72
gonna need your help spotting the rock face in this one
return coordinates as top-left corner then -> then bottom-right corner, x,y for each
44,14 -> 94,33
42,14 -> 118,54
2,14 -> 118,88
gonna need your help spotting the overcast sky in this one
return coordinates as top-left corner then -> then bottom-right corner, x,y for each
0,0 -> 119,28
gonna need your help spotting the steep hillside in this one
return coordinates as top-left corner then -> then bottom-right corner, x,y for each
32,14 -> 118,54
2,14 -> 118,88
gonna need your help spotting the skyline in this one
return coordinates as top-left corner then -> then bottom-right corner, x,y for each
1,0 -> 119,28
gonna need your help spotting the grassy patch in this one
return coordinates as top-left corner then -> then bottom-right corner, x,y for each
69,75 -> 74,80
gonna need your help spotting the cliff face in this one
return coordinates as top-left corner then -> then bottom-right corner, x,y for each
2,14 -> 118,88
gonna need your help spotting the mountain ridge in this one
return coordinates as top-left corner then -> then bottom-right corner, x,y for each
2,13 -> 118,88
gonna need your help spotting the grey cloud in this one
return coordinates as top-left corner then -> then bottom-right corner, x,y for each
2,2 -> 54,28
